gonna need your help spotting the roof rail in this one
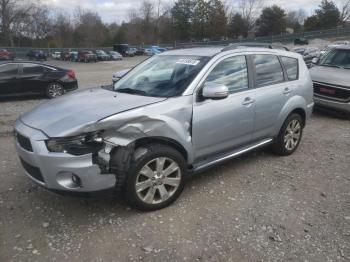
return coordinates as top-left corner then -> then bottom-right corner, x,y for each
222,42 -> 290,52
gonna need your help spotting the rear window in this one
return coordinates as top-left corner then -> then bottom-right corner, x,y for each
281,56 -> 298,81
253,54 -> 284,87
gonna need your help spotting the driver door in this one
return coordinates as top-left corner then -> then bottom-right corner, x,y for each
192,55 -> 256,160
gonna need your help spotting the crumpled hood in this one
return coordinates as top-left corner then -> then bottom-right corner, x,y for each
20,87 -> 166,137
310,66 -> 350,87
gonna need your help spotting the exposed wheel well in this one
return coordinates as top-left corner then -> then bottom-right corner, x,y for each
290,108 -> 306,126
134,137 -> 188,162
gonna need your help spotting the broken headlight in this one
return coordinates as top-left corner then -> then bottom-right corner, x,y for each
46,131 -> 104,155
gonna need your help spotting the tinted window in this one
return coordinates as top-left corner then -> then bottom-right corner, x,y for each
253,54 -> 284,86
205,55 -> 248,93
0,64 -> 18,76
281,56 -> 298,81
22,64 -> 43,75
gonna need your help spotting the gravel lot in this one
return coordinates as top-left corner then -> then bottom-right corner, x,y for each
0,57 -> 350,261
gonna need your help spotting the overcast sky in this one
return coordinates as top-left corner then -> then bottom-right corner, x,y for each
42,0 -> 340,24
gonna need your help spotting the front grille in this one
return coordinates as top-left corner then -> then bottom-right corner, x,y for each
15,132 -> 33,152
19,157 -> 44,183
313,82 -> 350,102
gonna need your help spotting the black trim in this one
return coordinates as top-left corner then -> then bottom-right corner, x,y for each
15,132 -> 33,152
19,157 -> 44,183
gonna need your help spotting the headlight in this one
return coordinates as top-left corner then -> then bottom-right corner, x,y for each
46,131 -> 104,155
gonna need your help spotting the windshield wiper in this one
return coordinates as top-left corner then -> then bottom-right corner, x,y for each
116,88 -> 147,95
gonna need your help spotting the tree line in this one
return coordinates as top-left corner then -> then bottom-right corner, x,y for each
0,0 -> 349,48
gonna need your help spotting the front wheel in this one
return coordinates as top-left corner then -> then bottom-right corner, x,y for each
46,82 -> 64,99
271,113 -> 304,156
123,144 -> 187,211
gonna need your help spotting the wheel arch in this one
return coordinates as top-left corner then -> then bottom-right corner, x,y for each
134,136 -> 189,163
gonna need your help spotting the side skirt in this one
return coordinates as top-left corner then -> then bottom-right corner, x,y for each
190,138 -> 273,174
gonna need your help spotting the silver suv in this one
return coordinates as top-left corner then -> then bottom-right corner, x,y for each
14,46 -> 314,210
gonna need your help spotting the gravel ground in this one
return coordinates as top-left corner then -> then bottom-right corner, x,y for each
0,57 -> 350,261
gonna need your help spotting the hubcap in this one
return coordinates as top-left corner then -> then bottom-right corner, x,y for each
48,84 -> 63,98
284,119 -> 301,151
135,157 -> 181,205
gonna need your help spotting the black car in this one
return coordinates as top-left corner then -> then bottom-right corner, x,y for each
294,38 -> 309,45
0,61 -> 78,99
26,50 -> 47,61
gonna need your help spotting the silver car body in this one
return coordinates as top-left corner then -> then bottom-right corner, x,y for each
14,47 -> 314,192
310,45 -> 350,113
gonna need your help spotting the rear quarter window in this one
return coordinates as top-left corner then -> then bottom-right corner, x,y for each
252,54 -> 284,87
281,56 -> 298,81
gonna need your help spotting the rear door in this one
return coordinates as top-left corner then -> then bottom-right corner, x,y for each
251,54 -> 297,140
0,63 -> 20,96
17,63 -> 45,94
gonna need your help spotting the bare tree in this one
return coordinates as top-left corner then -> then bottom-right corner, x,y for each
339,0 -> 350,23
238,0 -> 264,30
0,0 -> 35,46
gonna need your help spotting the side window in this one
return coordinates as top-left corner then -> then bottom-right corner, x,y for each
281,56 -> 298,81
22,64 -> 43,75
253,54 -> 284,87
0,64 -> 18,77
205,55 -> 248,93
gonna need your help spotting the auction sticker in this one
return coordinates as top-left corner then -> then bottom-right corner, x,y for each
176,59 -> 200,66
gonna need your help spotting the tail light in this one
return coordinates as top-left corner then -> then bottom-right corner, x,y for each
67,70 -> 76,79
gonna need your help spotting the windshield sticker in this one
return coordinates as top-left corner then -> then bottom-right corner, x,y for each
176,59 -> 200,66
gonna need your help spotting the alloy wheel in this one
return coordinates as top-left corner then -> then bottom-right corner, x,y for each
48,84 -> 64,98
283,119 -> 301,151
135,157 -> 181,205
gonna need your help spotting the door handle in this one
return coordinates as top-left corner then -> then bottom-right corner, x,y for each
283,87 -> 292,94
242,97 -> 255,106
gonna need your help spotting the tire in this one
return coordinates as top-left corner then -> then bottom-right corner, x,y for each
46,82 -> 64,99
120,144 -> 187,211
271,113 -> 304,156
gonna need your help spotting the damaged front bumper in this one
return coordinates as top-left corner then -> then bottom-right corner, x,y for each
14,120 -> 116,193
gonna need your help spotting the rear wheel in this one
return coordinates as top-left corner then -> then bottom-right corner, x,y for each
46,82 -> 64,99
123,144 -> 187,211
271,113 -> 303,156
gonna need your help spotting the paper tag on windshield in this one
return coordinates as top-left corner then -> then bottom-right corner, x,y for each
176,59 -> 200,66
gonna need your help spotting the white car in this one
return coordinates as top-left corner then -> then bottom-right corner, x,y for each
108,51 -> 123,60
51,52 -> 61,60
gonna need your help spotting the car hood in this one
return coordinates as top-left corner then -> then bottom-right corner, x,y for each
310,66 -> 350,87
20,87 -> 167,137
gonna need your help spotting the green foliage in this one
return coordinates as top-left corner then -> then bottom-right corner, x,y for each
229,13 -> 249,38
256,5 -> 287,36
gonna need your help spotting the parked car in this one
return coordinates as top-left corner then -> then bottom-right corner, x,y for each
293,47 -> 319,67
294,38 -> 309,45
108,51 -> 123,60
60,51 -> 71,61
144,48 -> 154,56
78,51 -> 97,62
27,50 -> 46,61
14,46 -> 313,211
125,48 -> 137,57
70,51 -> 79,62
0,49 -> 15,60
310,45 -> 350,114
51,52 -> 61,60
135,48 -> 145,56
113,44 -> 129,56
94,50 -> 110,61
0,61 -> 78,99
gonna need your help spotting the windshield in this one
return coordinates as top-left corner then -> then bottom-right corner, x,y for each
114,55 -> 210,97
320,49 -> 350,69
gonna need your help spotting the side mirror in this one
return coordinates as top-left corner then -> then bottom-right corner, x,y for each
112,68 -> 130,83
202,82 -> 229,99
312,57 -> 320,64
